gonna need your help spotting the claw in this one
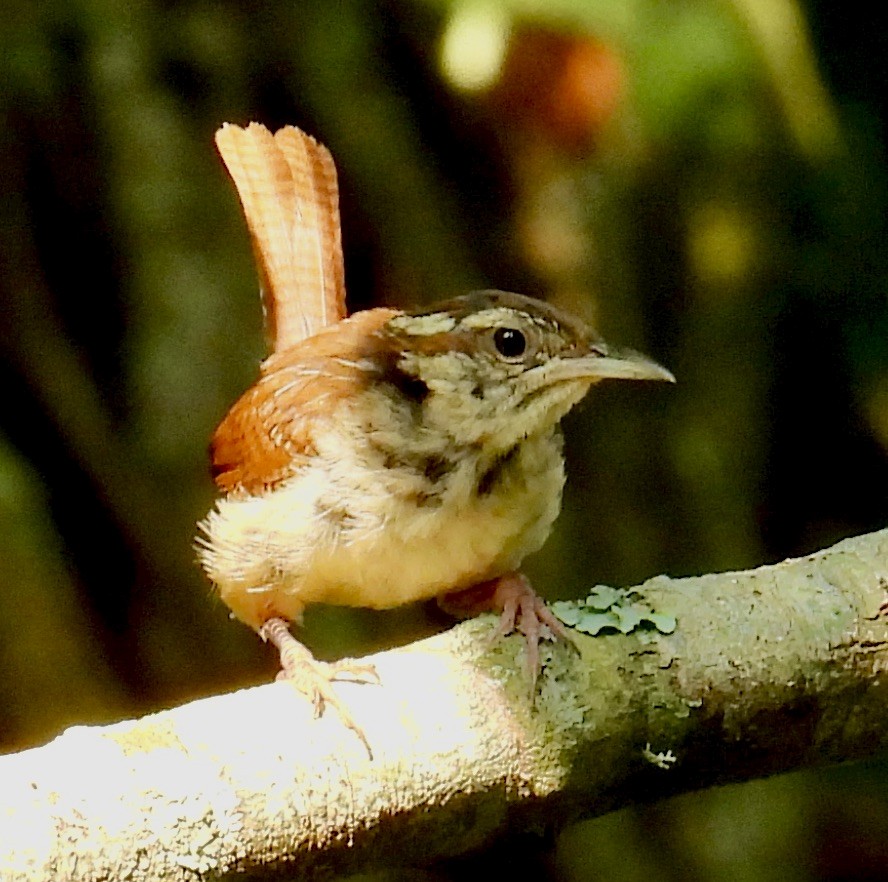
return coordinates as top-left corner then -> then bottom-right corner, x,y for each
259,617 -> 378,758
440,571 -> 571,690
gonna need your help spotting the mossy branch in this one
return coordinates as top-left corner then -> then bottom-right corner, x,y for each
3,529 -> 888,881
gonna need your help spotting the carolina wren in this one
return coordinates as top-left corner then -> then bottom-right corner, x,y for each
197,124 -> 673,748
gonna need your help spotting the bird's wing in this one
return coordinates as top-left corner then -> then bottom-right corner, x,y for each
209,308 -> 399,493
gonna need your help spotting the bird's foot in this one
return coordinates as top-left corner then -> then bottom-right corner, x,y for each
259,617 -> 379,757
440,571 -> 570,689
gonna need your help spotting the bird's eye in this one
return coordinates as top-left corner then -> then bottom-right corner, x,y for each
493,326 -> 527,360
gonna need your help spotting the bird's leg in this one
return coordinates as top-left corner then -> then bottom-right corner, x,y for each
259,617 -> 380,757
439,572 -> 570,689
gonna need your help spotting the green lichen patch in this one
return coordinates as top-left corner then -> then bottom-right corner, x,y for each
552,585 -> 677,637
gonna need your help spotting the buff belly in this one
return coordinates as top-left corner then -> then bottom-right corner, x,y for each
199,432 -> 565,629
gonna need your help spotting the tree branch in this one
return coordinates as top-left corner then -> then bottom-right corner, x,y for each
3,528 -> 888,881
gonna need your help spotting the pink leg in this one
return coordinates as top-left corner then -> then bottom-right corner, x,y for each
440,572 -> 569,688
259,617 -> 379,757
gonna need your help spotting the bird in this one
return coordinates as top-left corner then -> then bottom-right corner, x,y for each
197,123 -> 674,750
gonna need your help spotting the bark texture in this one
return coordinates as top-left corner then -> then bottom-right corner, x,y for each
2,528 -> 888,881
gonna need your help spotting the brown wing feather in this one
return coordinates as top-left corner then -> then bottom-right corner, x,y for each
215,123 -> 347,352
210,308 -> 399,493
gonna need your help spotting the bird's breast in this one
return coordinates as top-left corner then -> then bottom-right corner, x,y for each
301,430 -> 567,607
199,429 -> 566,621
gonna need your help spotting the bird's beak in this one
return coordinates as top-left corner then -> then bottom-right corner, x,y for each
559,347 -> 676,384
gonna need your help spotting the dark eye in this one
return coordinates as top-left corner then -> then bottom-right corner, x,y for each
493,327 -> 527,359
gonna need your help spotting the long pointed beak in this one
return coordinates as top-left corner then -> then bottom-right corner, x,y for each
559,348 -> 676,384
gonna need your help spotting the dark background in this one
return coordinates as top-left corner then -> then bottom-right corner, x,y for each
2,0 -> 888,878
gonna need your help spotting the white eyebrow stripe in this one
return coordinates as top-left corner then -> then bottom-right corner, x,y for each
460,308 -> 560,336
388,312 -> 457,335
460,307 -> 519,330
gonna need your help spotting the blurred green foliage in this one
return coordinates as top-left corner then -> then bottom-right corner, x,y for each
2,0 -> 888,878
